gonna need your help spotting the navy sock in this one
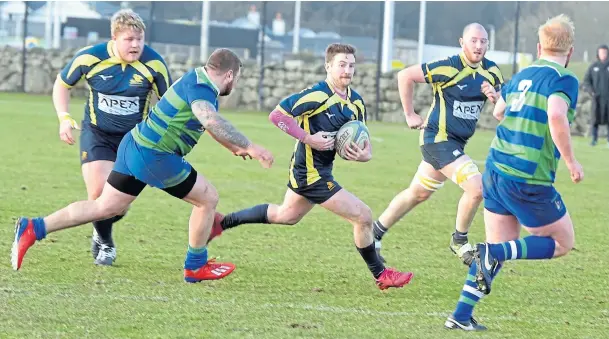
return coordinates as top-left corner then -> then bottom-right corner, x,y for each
184,246 -> 208,270
221,204 -> 270,230
93,218 -> 115,247
453,230 -> 469,246
373,220 -> 388,241
32,218 -> 47,241
488,236 -> 556,261
357,242 -> 385,278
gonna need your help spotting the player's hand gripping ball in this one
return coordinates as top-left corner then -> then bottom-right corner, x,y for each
335,121 -> 370,160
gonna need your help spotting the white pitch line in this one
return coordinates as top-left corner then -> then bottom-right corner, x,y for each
2,288 -> 571,325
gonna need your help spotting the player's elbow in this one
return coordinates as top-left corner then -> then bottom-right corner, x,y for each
492,110 -> 504,121
397,68 -> 411,86
547,96 -> 569,122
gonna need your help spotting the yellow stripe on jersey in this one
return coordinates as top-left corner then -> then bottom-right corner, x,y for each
289,139 -> 299,188
353,99 -> 365,124
130,61 -> 154,84
476,68 -> 495,86
293,91 -> 329,115
308,103 -> 327,118
440,67 -> 475,89
143,91 -> 152,119
487,65 -> 504,84
420,85 -> 438,145
302,115 -> 320,185
86,57 -> 120,78
429,66 -> 459,82
435,86 -> 448,143
67,54 -> 101,79
323,95 -> 344,110
58,76 -> 73,89
88,87 -> 96,125
276,105 -> 292,117
107,41 -> 115,56
145,59 -> 171,94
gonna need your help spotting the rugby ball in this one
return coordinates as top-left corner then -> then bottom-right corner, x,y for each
335,120 -> 370,160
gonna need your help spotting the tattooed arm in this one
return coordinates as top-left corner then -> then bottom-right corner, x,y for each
192,100 -> 275,168
192,100 -> 251,152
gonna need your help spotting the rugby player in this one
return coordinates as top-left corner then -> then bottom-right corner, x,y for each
208,44 -> 414,290
445,14 -> 582,331
54,9 -> 172,265
12,48 -> 274,283
373,23 -> 504,265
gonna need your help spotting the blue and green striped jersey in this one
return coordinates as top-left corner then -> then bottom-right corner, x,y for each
131,67 -> 219,155
486,58 -> 579,186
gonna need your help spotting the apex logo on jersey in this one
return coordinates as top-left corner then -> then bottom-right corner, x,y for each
129,74 -> 144,87
98,93 -> 140,116
453,100 -> 484,120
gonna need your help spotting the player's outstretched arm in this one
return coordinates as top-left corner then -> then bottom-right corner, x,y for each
547,95 -> 583,183
268,110 -> 334,151
492,96 -> 507,121
397,65 -> 427,129
52,74 -> 80,145
193,100 -> 274,168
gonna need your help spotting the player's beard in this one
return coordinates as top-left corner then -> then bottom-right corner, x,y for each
464,48 -> 485,64
220,79 -> 234,96
341,76 -> 352,87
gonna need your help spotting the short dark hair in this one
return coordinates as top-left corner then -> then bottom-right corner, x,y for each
325,43 -> 356,64
206,48 -> 242,74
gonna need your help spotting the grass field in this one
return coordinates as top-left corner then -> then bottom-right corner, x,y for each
1,92 -> 608,338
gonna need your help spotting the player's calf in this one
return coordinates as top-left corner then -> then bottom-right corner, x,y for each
374,168 -> 444,264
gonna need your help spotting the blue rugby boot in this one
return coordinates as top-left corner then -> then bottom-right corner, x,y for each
473,242 -> 499,295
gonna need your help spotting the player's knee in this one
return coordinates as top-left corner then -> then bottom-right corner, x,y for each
87,185 -> 104,200
409,185 -> 434,203
96,201 -> 123,220
556,237 -> 575,257
282,215 -> 301,226
466,184 -> 483,202
356,205 -> 373,229
274,206 -> 303,225
202,185 -> 219,209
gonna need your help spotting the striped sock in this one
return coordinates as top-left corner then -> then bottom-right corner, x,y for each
184,245 -> 208,270
373,220 -> 388,241
488,236 -> 556,261
452,262 -> 485,322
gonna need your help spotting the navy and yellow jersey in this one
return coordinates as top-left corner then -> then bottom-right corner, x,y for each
131,67 -> 219,157
275,80 -> 366,188
59,41 -> 172,134
420,53 -> 504,146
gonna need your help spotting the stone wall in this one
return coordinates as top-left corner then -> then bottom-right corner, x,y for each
0,45 -> 600,137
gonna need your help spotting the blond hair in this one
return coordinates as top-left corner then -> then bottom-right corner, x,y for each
111,9 -> 146,36
538,14 -> 575,55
